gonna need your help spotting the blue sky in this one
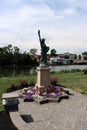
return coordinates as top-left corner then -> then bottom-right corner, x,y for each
0,0 -> 87,54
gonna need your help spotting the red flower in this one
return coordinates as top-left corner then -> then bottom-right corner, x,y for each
51,78 -> 57,85
20,80 -> 28,86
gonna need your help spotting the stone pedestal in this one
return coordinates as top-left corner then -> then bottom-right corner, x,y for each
35,67 -> 51,92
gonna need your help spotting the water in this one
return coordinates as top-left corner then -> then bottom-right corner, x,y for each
0,65 -> 87,77
0,66 -> 36,77
50,65 -> 87,72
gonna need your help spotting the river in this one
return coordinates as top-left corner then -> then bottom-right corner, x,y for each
0,65 -> 87,76
50,65 -> 87,72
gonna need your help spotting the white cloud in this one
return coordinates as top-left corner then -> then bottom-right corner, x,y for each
62,0 -> 87,10
0,0 -> 87,54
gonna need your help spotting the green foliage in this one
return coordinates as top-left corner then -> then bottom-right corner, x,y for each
82,52 -> 87,55
30,48 -> 37,56
58,69 -> 81,73
74,54 -> 77,60
64,54 -> 69,59
78,55 -> 81,60
0,44 -> 38,66
50,49 -> 57,57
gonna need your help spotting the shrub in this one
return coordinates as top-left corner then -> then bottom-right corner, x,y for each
51,78 -> 57,85
84,69 -> 87,74
10,83 -> 16,89
20,80 -> 28,87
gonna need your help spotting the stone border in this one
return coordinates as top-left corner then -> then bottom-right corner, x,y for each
33,93 -> 69,104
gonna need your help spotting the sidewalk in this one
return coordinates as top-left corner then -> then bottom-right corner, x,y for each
10,89 -> 87,130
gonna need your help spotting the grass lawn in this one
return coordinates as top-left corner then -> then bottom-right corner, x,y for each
52,71 -> 87,94
0,71 -> 87,111
0,75 -> 36,111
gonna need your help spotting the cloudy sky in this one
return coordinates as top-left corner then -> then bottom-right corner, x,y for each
0,0 -> 87,54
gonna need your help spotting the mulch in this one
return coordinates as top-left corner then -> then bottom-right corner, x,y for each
0,111 -> 18,130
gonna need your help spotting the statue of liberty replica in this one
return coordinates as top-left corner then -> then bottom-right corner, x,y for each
38,30 -> 49,67
35,30 -> 51,93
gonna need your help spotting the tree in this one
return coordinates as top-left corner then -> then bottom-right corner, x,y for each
13,46 -> 20,65
64,55 -> 69,59
30,48 -> 37,56
1,44 -> 13,65
13,46 -> 20,54
79,55 -> 81,60
82,52 -> 87,55
0,44 -> 38,66
50,49 -> 57,57
30,48 -> 37,64
74,54 -> 77,60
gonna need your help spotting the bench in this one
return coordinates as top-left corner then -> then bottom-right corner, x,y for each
2,93 -> 19,112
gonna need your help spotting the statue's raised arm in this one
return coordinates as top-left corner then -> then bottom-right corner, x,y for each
38,30 -> 49,67
38,30 -> 41,44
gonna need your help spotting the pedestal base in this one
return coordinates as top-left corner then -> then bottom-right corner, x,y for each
36,66 -> 51,92
35,85 -> 45,93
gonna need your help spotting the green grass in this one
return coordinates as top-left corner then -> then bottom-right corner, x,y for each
0,71 -> 87,111
51,71 -> 87,94
0,74 -> 36,111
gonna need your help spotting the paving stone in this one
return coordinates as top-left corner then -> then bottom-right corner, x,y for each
9,89 -> 87,130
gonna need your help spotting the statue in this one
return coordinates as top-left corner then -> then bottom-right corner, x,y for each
38,30 -> 49,67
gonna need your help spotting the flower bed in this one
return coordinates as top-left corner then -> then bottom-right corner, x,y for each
21,84 -> 68,102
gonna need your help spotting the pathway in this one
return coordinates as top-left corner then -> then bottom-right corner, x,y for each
10,89 -> 87,130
